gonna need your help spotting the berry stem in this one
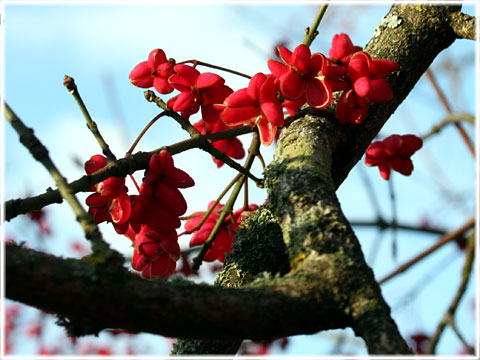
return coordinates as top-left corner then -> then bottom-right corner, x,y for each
179,59 -> 251,79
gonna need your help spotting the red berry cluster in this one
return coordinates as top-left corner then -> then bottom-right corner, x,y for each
86,33 -> 422,279
365,134 -> 423,180
84,151 -> 194,278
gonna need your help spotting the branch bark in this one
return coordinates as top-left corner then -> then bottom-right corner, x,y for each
6,243 -> 347,340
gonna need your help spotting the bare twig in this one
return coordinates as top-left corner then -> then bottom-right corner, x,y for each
421,112 -> 475,140
426,232 -> 475,354
425,69 -> 475,156
378,218 -> 475,284
63,75 -> 117,161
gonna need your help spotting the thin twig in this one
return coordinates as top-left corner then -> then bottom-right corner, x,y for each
302,4 -> 329,47
378,218 -> 475,284
447,317 -> 475,354
425,69 -> 475,156
4,103 -> 119,260
357,164 -> 384,221
126,111 -> 167,156
63,76 -> 117,161
388,176 -> 398,260
350,220 -> 446,236
180,59 -> 251,79
421,112 -> 475,140
191,133 -> 260,271
144,90 -> 264,187
426,232 -> 475,354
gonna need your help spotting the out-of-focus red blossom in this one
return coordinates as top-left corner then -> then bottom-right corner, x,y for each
79,344 -> 112,355
268,44 -> 347,109
129,48 -> 175,94
219,72 -> 283,146
39,346 -> 60,355
176,253 -> 198,277
167,64 -> 226,119
193,119 -> 245,167
365,134 -> 423,180
131,225 -> 180,279
328,33 -> 362,65
71,240 -> 90,257
409,332 -> 429,354
349,51 -> 399,99
336,88 -> 369,125
185,202 -> 258,262
5,236 -> 16,244
84,155 -> 131,234
241,342 -> 270,355
25,324 -> 41,337
27,209 -> 51,235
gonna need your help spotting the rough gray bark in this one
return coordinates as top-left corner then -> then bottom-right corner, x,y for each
5,3 -> 473,356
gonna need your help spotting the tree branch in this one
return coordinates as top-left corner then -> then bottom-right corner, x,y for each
449,11 -> 476,40
5,243 -> 347,340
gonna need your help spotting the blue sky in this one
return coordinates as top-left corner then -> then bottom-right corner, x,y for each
2,2 -> 477,356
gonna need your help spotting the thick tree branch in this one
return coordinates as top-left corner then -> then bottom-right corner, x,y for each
449,11 -> 476,40
5,243 -> 347,340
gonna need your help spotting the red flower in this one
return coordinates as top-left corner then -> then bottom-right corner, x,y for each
130,151 -> 194,234
268,44 -> 347,109
365,134 -> 423,180
27,209 -> 51,235
129,49 -> 175,94
167,64 -> 225,119
131,225 -> 180,279
84,155 -> 131,234
282,94 -> 307,116
220,73 -> 284,146
349,51 -> 398,99
409,332 -> 429,354
328,33 -> 362,65
335,88 -> 369,125
185,202 -> 258,262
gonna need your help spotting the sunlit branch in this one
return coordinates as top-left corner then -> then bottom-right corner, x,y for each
449,11 -> 476,40
63,75 -> 117,162
425,69 -> 475,156
302,4 -> 329,47
421,112 -> 475,140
